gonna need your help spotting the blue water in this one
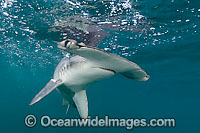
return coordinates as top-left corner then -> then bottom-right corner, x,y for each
0,0 -> 200,132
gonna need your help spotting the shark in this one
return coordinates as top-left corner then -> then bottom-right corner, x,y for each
30,39 -> 150,118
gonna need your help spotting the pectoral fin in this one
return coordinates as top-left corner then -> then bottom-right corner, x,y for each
73,90 -> 88,119
30,79 -> 63,105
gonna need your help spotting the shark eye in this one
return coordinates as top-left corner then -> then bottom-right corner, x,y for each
64,40 -> 70,47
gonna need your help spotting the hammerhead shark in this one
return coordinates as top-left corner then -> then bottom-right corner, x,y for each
30,39 -> 149,118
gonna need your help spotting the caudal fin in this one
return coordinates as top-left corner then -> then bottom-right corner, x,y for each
30,79 -> 63,105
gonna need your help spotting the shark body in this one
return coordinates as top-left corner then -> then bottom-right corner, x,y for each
30,39 -> 150,118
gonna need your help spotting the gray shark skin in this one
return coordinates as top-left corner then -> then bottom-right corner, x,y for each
30,39 -> 150,119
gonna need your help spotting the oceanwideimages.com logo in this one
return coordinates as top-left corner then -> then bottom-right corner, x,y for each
25,114 -> 175,129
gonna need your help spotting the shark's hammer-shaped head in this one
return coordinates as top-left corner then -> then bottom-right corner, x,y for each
57,39 -> 86,51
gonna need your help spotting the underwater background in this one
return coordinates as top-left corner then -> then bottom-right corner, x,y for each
0,0 -> 200,132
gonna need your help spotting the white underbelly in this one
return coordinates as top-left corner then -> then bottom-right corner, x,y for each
60,62 -> 114,90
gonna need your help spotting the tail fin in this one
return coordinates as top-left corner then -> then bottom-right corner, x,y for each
30,79 -> 63,105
